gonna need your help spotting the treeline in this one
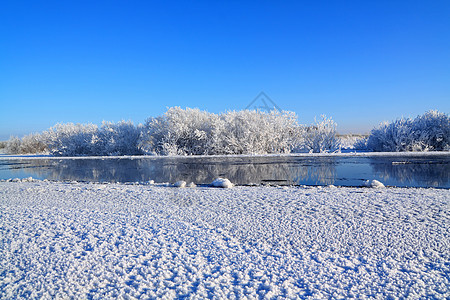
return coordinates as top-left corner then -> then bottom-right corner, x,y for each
4,107 -> 339,156
3,108 -> 449,156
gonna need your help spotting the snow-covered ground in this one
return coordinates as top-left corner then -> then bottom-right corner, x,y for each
1,181 -> 449,298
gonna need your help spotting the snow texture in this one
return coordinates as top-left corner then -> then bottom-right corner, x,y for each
1,181 -> 449,299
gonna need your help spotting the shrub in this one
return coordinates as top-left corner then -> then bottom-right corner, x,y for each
44,123 -> 100,156
367,110 -> 450,152
5,136 -> 22,154
5,133 -> 49,154
410,110 -> 450,151
140,107 -> 216,155
295,116 -> 340,153
210,110 -> 301,155
43,121 -> 143,156
21,133 -> 48,154
100,121 -> 143,156
353,136 -> 368,150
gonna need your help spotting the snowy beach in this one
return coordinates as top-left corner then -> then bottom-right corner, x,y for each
1,181 -> 449,298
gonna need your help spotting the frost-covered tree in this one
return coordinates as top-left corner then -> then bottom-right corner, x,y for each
44,123 -> 100,156
410,110 -> 450,151
367,119 -> 412,152
100,121 -> 143,156
19,133 -> 48,154
210,110 -> 301,155
367,110 -> 450,152
296,116 -> 340,153
5,133 -> 48,154
140,107 -> 216,155
5,121 -> 143,156
5,136 -> 22,154
352,136 -> 369,150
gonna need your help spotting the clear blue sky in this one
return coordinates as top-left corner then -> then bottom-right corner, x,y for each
1,0 -> 449,140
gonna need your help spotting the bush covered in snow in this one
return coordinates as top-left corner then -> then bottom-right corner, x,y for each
213,110 -> 303,155
98,121 -> 143,156
139,107 -> 216,155
5,121 -> 143,156
43,122 -> 143,156
296,116 -> 340,153
44,123 -> 101,156
353,136 -> 369,151
5,133 -> 48,154
5,137 -> 22,154
367,110 -> 450,152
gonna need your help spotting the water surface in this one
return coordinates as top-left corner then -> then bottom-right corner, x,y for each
0,154 -> 449,188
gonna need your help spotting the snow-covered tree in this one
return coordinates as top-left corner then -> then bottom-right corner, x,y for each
209,110 -> 301,155
19,133 -> 48,154
140,107 -> 216,155
5,136 -> 22,154
367,110 -> 450,152
100,121 -> 143,156
410,110 -> 450,151
5,133 -> 48,154
44,123 -> 100,156
296,116 -> 340,153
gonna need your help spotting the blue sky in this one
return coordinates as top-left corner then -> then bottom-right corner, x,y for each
1,0 -> 449,139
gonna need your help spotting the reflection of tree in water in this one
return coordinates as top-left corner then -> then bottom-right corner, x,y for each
155,159 -> 295,185
295,159 -> 337,186
16,156 -> 338,186
147,156 -> 337,186
370,158 -> 450,187
7,155 -> 449,187
17,159 -> 147,182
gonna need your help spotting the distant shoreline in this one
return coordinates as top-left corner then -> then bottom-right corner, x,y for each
1,151 -> 449,160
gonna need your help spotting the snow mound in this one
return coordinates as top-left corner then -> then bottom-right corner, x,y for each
173,181 -> 187,188
364,179 -> 385,188
211,178 -> 233,188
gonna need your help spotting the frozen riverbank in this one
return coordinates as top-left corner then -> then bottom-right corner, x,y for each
1,181 -> 449,298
